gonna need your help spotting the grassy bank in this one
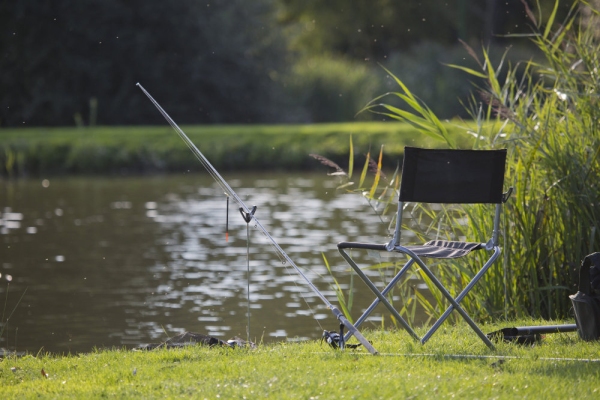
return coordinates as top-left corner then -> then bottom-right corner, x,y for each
0,122 -> 472,177
1,321 -> 598,398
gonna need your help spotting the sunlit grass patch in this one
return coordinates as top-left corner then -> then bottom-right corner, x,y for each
0,122 -> 472,177
1,320 -> 598,398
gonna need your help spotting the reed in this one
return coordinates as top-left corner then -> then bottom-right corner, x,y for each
312,143 -> 425,327
0,275 -> 27,354
355,0 -> 600,322
452,0 -> 600,320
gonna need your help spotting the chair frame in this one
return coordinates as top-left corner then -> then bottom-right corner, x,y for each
338,147 -> 511,349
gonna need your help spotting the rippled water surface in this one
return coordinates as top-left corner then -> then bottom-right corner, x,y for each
0,172 -> 422,353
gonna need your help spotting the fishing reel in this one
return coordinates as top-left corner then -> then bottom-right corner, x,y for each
321,324 -> 362,350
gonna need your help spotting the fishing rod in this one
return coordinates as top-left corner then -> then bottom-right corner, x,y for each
137,83 -> 378,355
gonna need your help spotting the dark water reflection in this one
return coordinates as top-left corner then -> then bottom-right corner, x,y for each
0,172 -> 421,354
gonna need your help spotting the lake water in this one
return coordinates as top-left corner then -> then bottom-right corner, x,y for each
0,172 -> 425,354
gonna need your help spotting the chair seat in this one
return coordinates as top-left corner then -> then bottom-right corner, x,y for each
401,240 -> 483,259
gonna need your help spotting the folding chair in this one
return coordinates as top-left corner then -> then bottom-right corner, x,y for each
338,147 -> 511,349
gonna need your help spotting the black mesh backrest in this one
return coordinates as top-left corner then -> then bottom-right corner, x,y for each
399,147 -> 507,204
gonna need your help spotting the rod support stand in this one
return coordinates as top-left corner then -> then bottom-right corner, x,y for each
239,206 -> 257,224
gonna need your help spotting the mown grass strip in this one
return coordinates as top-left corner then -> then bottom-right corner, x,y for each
0,122 -> 473,176
1,320 -> 598,398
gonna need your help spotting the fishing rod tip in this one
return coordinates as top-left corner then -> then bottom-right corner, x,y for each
136,82 -> 140,87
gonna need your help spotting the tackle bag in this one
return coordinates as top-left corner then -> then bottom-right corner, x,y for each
569,252 -> 600,341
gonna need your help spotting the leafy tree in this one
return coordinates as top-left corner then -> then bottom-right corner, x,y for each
0,0 -> 288,126
0,0 -> 576,126
275,0 -> 573,60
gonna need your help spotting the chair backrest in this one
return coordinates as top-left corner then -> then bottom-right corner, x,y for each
390,146 -> 507,248
399,147 -> 507,204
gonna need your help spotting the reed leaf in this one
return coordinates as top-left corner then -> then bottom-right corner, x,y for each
358,150 -> 370,189
348,134 -> 354,179
544,0 -> 560,40
368,146 -> 383,200
443,64 -> 488,79
322,253 -> 353,323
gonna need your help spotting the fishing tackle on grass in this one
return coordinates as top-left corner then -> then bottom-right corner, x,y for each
321,325 -> 362,350
136,83 -> 378,355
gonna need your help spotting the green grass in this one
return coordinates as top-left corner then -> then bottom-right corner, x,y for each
0,122 -> 473,176
1,320 -> 598,398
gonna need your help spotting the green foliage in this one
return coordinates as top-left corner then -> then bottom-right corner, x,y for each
361,65 -> 459,148
0,0 -> 288,126
275,0 -> 563,59
351,0 -> 600,322
285,56 -> 381,122
380,42 -> 545,121
0,321 -> 598,398
313,142 -> 425,326
322,253 -> 354,323
446,0 -> 600,320
2,0 -> 575,126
